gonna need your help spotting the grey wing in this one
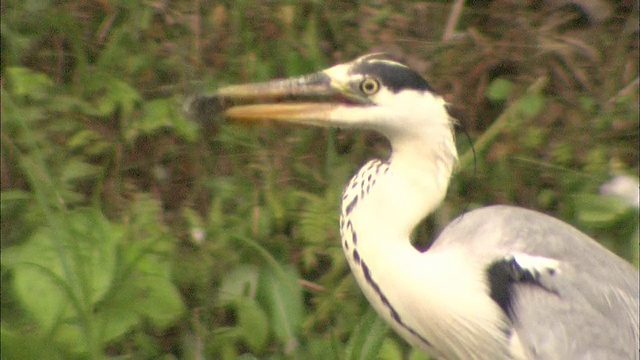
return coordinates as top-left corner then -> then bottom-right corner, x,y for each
510,274 -> 637,359
434,205 -> 639,359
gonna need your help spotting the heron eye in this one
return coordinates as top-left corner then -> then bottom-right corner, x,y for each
359,78 -> 380,95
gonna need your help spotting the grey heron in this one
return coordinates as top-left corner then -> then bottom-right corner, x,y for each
190,54 -> 639,359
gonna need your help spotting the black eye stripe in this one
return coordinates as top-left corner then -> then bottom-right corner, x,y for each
352,61 -> 433,93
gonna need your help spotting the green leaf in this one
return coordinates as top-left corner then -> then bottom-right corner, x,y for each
1,325 -> 65,360
82,72 -> 141,117
93,270 -> 164,344
1,208 -> 121,332
128,98 -> 198,143
408,347 -> 431,360
6,67 -> 54,100
236,297 -> 269,352
218,265 -> 261,305
134,274 -> 185,328
258,265 -> 303,354
517,93 -> 545,117
4,242 -> 70,332
94,298 -> 139,344
0,207 -> 124,359
66,129 -> 102,150
572,193 -> 631,226
67,209 -> 120,304
0,190 -> 31,222
60,158 -> 101,183
53,322 -> 92,354
131,99 -> 174,137
91,244 -> 185,342
486,78 -> 513,102
377,338 -> 403,360
345,309 -> 389,360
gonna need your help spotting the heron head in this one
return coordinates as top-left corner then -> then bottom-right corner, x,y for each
189,54 -> 452,140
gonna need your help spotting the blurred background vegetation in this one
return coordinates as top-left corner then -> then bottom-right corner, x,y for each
1,0 -> 638,359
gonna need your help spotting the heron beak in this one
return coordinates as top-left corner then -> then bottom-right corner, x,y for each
210,70 -> 368,126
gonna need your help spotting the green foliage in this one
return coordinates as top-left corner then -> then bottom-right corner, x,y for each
2,0 -> 637,359
259,266 -> 304,354
486,78 -> 513,102
1,137 -> 184,357
214,265 -> 270,354
344,309 -> 389,360
1,141 -> 184,358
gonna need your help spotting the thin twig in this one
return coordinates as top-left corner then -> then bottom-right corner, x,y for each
605,77 -> 639,109
298,279 -> 325,293
194,0 -> 201,62
443,0 -> 465,42
96,10 -> 118,44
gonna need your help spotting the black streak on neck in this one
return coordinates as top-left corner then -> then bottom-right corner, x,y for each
359,259 -> 433,347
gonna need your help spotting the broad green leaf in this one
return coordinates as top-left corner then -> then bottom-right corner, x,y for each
210,326 -> 243,359
93,270 -> 141,343
134,274 -> 185,328
94,260 -> 180,343
345,309 -> 389,360
95,298 -> 139,344
236,297 -> 269,352
377,338 -> 403,360
258,265 -> 303,354
572,193 -> 631,226
408,348 -> 431,360
53,322 -> 91,354
1,208 -> 120,332
6,247 -> 69,332
1,325 -> 65,360
6,67 -> 54,100
67,209 -> 120,304
218,264 -> 261,305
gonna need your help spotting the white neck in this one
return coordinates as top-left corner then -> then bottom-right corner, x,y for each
386,126 -> 457,236
340,115 -> 510,358
342,119 -> 457,247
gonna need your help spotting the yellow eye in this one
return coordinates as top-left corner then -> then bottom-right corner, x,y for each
359,78 -> 380,95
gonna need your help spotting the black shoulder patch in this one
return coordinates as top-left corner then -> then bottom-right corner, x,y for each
486,259 -> 517,317
486,256 -> 558,319
351,61 -> 433,93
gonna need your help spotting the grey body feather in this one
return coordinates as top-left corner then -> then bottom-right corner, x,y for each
433,205 -> 639,359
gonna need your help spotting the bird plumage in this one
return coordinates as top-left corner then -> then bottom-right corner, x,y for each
442,206 -> 639,359
198,54 -> 639,359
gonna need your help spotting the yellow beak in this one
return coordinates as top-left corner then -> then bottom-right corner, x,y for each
187,70 -> 368,126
